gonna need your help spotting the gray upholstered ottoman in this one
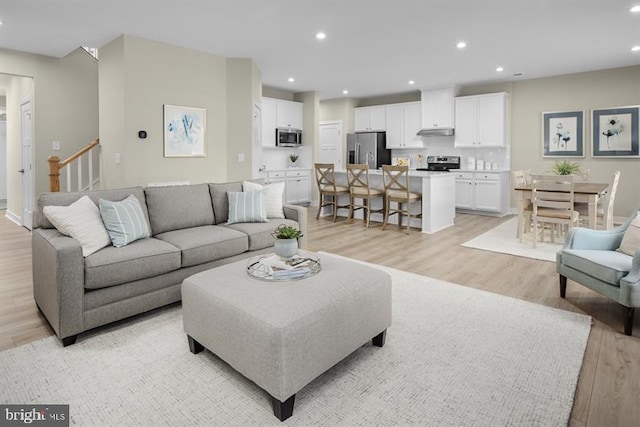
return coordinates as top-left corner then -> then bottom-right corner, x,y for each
182,252 -> 392,421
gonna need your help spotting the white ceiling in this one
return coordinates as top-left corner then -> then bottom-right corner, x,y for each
0,1 -> 639,100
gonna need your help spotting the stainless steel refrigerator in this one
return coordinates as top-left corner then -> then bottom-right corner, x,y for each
346,132 -> 391,170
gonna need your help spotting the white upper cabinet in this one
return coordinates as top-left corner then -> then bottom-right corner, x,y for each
421,87 -> 455,129
354,106 -> 386,132
261,97 -> 303,147
385,102 -> 423,149
454,92 -> 508,147
276,100 -> 303,129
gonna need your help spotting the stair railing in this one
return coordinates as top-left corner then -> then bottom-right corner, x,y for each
48,138 -> 101,192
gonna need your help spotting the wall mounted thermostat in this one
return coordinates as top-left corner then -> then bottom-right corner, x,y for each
138,130 -> 147,139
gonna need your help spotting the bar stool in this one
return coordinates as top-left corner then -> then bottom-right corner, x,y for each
314,163 -> 350,221
382,165 -> 422,233
346,164 -> 385,227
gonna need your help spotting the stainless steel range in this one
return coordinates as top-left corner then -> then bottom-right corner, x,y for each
417,156 -> 461,172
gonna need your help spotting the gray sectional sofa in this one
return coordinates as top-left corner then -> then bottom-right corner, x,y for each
32,181 -> 307,346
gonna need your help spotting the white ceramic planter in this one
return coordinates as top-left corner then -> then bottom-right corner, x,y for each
274,238 -> 298,259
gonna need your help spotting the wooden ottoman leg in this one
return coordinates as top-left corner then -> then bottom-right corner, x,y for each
272,394 -> 295,422
188,335 -> 204,354
372,329 -> 387,347
559,275 -> 567,298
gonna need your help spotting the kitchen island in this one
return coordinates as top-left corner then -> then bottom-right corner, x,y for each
331,170 -> 456,233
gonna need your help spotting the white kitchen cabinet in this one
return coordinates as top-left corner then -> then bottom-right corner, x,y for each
385,102 -> 423,149
267,169 -> 310,204
454,92 -> 507,147
454,171 -> 507,214
285,170 -> 310,204
421,87 -> 455,129
354,106 -> 386,132
261,98 -> 303,147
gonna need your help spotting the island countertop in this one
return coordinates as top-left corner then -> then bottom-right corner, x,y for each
330,170 -> 456,234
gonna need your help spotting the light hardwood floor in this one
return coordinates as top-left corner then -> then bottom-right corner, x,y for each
1,209 -> 639,426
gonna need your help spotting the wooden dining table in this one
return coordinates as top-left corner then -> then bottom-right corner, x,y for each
514,182 -> 609,229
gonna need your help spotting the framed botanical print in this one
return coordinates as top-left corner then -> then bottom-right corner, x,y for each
592,105 -> 640,158
542,110 -> 585,158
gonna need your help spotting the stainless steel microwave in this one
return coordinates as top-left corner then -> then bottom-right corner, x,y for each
276,128 -> 302,147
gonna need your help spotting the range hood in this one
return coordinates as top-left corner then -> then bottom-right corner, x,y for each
416,128 -> 454,137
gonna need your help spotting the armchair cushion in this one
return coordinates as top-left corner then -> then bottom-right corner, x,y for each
561,249 -> 632,286
619,213 -> 640,256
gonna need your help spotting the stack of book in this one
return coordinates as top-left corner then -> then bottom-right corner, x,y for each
260,255 -> 312,279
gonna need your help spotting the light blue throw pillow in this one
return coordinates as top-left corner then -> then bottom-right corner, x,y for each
99,195 -> 150,247
227,190 -> 268,224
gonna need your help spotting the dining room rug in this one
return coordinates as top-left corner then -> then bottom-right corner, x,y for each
0,256 -> 590,426
462,216 -> 563,262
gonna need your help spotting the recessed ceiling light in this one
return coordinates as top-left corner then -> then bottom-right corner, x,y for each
316,32 -> 326,40
630,5 -> 640,12
496,67 -> 504,72
408,80 -> 415,85
288,77 -> 295,82
456,41 -> 467,49
632,46 -> 640,52
342,90 -> 349,95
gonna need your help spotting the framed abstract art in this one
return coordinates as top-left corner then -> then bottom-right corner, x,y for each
164,105 -> 207,157
592,105 -> 639,158
542,110 -> 584,158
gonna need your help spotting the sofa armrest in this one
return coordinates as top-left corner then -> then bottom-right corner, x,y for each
562,226 -> 626,251
283,204 -> 308,249
32,228 -> 85,340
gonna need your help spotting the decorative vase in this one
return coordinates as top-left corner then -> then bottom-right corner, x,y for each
274,238 -> 298,259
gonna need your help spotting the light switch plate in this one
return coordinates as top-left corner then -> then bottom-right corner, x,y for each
114,153 -> 121,164
238,153 -> 245,162
52,141 -> 61,151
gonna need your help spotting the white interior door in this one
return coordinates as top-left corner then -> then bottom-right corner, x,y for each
318,121 -> 343,168
252,104 -> 263,179
21,99 -> 33,229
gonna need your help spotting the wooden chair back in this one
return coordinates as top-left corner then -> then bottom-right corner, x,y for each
532,174 -> 575,214
382,165 -> 410,197
314,163 -> 337,193
347,164 -> 372,195
512,170 -> 527,187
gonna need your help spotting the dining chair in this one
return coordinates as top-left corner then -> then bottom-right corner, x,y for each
346,164 -> 385,227
575,170 -> 620,230
314,163 -> 350,222
381,165 -> 422,233
531,174 -> 580,248
512,170 -> 533,241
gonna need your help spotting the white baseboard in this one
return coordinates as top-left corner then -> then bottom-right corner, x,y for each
5,210 -> 22,226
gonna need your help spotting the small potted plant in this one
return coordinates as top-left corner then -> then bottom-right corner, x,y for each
272,224 -> 303,259
550,160 -> 581,176
289,153 -> 299,167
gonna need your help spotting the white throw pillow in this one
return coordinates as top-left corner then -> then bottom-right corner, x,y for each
227,190 -> 269,224
619,213 -> 640,256
43,196 -> 111,257
243,181 -> 285,219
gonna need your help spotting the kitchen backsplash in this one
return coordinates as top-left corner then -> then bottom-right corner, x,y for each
262,146 -> 313,171
391,136 -> 510,170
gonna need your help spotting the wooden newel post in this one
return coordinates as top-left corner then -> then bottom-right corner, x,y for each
48,155 -> 61,192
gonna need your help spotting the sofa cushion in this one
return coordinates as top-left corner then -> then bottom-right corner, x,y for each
155,225 -> 248,267
227,219 -> 299,251
84,238 -> 181,290
99,194 -> 151,247
43,196 -> 111,257
561,249 -> 632,286
209,182 -> 243,225
227,190 -> 268,224
243,180 -> 285,219
37,187 -> 149,230
144,184 -> 215,235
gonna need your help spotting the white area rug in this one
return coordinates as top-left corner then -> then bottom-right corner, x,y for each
462,217 -> 563,262
0,258 -> 590,426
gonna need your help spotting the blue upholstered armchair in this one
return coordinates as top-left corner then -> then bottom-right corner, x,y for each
557,204 -> 640,336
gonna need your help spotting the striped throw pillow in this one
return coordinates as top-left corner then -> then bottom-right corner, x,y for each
99,195 -> 150,247
227,190 -> 268,224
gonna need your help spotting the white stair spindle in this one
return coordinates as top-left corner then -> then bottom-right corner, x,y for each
88,152 -> 94,190
77,156 -> 83,191
66,166 -> 71,192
